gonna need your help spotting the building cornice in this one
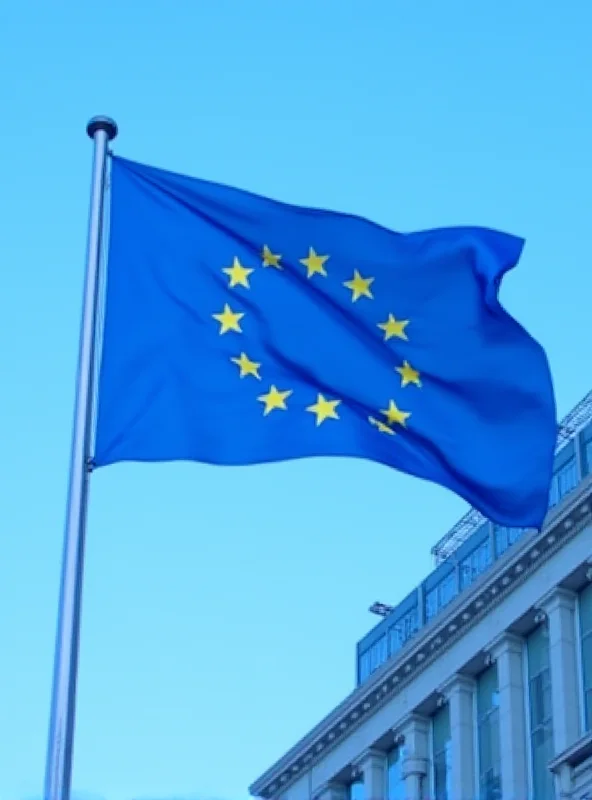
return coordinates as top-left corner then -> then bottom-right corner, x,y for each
249,480 -> 592,799
549,731 -> 592,772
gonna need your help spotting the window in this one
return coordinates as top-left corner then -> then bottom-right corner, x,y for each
581,424 -> 592,477
359,650 -> 371,682
548,457 -> 578,508
494,526 -> 526,557
460,539 -> 492,590
369,635 -> 388,673
477,666 -> 501,800
585,437 -> 592,477
527,625 -> 554,799
425,570 -> 458,622
580,583 -> 592,730
348,778 -> 364,800
425,588 -> 438,621
387,746 -> 405,800
389,607 -> 419,655
432,704 -> 452,800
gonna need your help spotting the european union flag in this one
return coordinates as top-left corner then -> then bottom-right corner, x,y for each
94,156 -> 556,528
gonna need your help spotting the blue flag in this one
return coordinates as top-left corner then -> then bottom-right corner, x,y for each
94,156 -> 556,528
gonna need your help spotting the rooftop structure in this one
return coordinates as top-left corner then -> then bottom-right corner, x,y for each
432,390 -> 592,566
354,390 -> 592,688
249,391 -> 592,800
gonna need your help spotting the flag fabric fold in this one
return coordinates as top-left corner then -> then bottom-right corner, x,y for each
94,156 -> 556,528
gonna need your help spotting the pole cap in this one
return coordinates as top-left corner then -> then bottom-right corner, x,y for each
86,116 -> 118,141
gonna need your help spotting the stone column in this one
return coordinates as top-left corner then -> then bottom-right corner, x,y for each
539,588 -> 581,798
539,588 -> 581,753
488,633 -> 529,800
399,714 -> 429,800
442,674 -> 476,800
354,747 -> 386,800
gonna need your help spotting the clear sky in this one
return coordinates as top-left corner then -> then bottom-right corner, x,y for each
1,1 -> 591,799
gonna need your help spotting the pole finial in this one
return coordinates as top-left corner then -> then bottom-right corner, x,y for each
86,116 -> 118,141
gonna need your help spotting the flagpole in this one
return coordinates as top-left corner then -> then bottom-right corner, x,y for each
44,116 -> 117,800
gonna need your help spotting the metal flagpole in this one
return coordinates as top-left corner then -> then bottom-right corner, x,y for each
44,116 -> 118,800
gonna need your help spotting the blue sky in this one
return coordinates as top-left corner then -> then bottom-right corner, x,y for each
1,1 -> 591,799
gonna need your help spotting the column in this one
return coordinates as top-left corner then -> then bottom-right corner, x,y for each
539,588 -> 581,753
355,748 -> 385,800
442,674 -> 476,800
539,588 -> 581,798
400,714 -> 429,800
488,633 -> 528,800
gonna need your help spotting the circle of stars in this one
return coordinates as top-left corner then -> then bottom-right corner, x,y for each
210,244 -> 423,432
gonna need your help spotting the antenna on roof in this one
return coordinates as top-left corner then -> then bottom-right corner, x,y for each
369,601 -> 394,617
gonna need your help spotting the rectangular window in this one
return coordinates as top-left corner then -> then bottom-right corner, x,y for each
389,607 -> 419,655
359,650 -> 371,683
432,704 -> 451,800
425,571 -> 458,622
585,438 -> 592,477
477,666 -> 502,800
348,778 -> 364,800
580,583 -> 592,730
440,571 -> 458,606
425,588 -> 438,621
527,625 -> 555,799
494,526 -> 526,557
459,538 -> 492,590
369,635 -> 388,673
387,746 -> 405,800
581,424 -> 592,477
548,457 -> 578,508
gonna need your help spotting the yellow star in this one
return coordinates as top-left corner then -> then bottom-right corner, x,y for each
231,352 -> 261,379
369,416 -> 395,435
222,257 -> 253,288
396,360 -> 421,388
380,400 -> 411,427
258,385 -> 293,415
212,303 -> 244,334
306,393 -> 341,426
377,314 -> 409,341
299,247 -> 329,279
343,270 -> 374,302
262,244 -> 282,269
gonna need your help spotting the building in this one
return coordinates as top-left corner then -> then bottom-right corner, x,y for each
250,392 -> 592,800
